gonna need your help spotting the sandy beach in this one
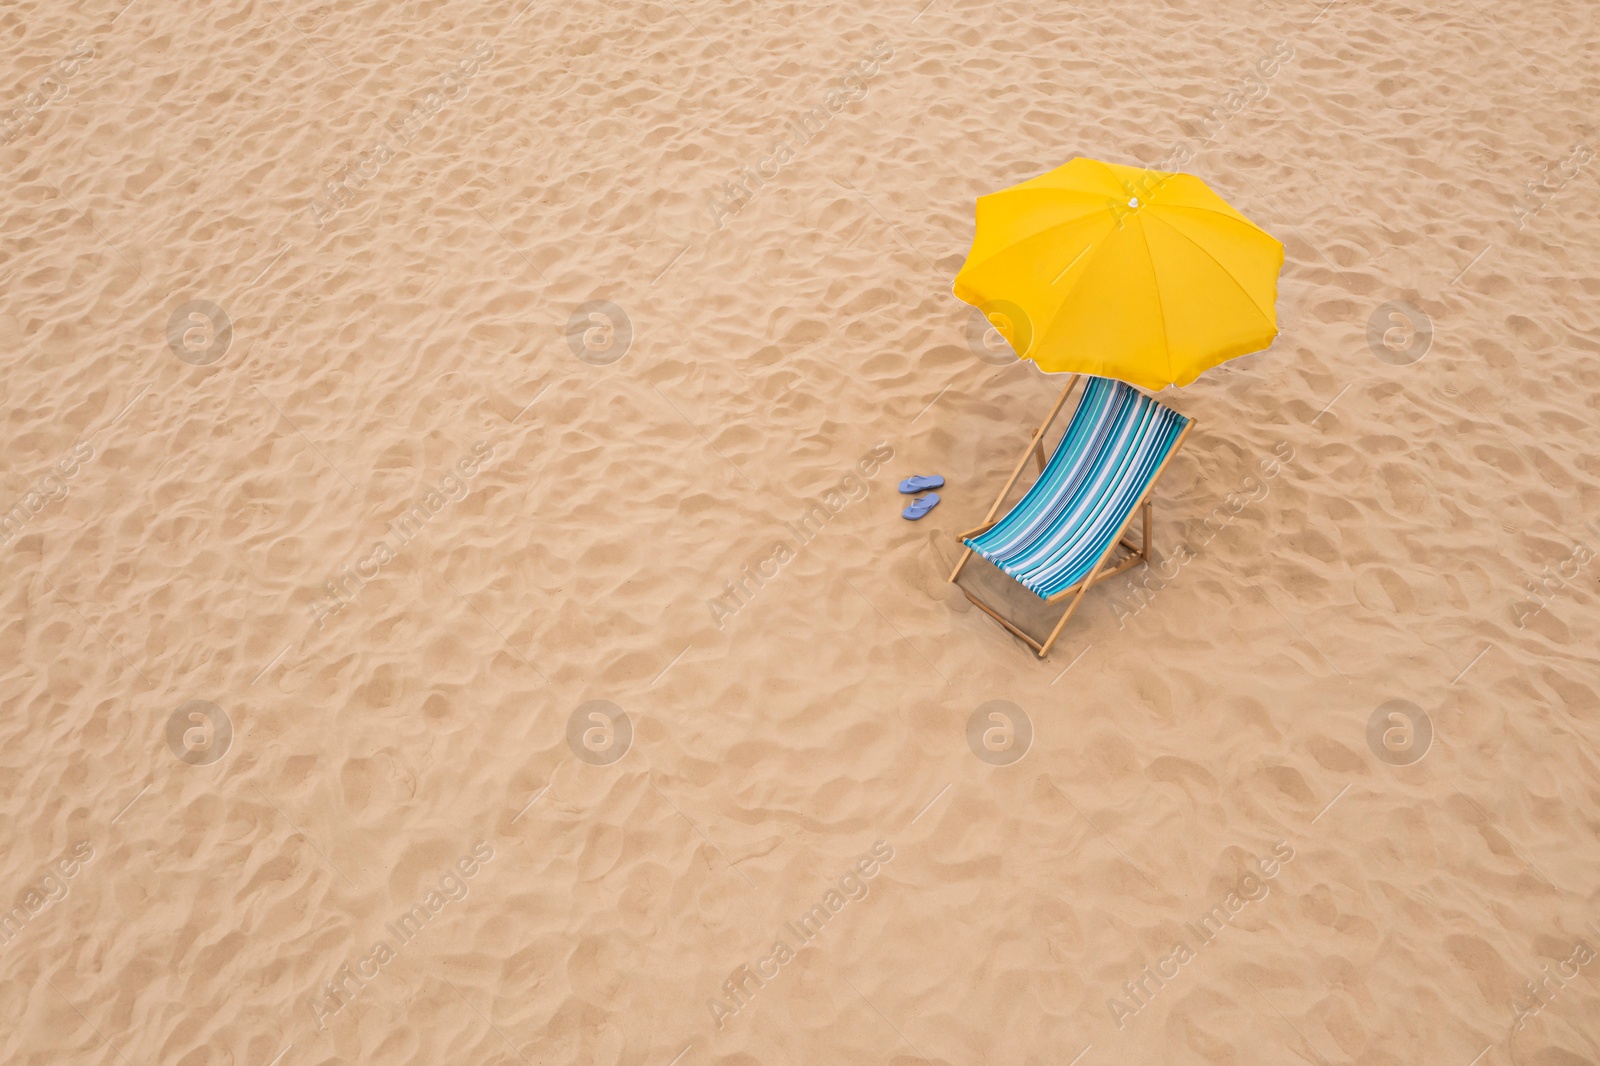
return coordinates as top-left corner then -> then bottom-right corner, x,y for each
3,0 -> 1600,1062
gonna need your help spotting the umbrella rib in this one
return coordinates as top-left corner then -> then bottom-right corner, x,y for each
1132,216 -> 1175,382
1155,201 -> 1273,238
1090,157 -> 1128,193
1090,157 -> 1185,202
1024,222 -> 1130,368
1089,156 -> 1164,196
1031,218 -> 1137,357
1143,211 -> 1278,328
956,200 -> 1110,280
1051,243 -> 1092,285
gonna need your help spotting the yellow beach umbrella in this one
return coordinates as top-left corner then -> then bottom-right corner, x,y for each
953,157 -> 1284,389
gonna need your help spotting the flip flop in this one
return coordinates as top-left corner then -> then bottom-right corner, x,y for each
898,474 -> 945,494
902,493 -> 940,520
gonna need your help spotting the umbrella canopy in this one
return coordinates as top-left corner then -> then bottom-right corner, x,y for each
953,157 -> 1283,389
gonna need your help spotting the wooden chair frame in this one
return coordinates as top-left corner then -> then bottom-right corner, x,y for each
948,375 -> 1196,659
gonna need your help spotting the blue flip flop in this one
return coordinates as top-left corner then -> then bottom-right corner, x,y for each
898,474 -> 945,494
902,493 -> 940,520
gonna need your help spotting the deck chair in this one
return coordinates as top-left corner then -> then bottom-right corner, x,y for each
949,375 -> 1194,658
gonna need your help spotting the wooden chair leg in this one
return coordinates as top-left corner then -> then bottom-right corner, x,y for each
1038,578 -> 1096,658
958,587 -> 1045,653
950,545 -> 977,583
955,414 -> 1195,661
948,376 -> 1080,584
1038,430 -> 1190,657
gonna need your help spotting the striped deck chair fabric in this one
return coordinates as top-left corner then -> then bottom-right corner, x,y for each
965,376 -> 1190,599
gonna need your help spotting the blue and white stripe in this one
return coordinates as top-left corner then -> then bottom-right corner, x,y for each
966,376 -> 1189,599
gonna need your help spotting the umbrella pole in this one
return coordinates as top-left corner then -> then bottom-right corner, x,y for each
947,375 -> 1079,583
